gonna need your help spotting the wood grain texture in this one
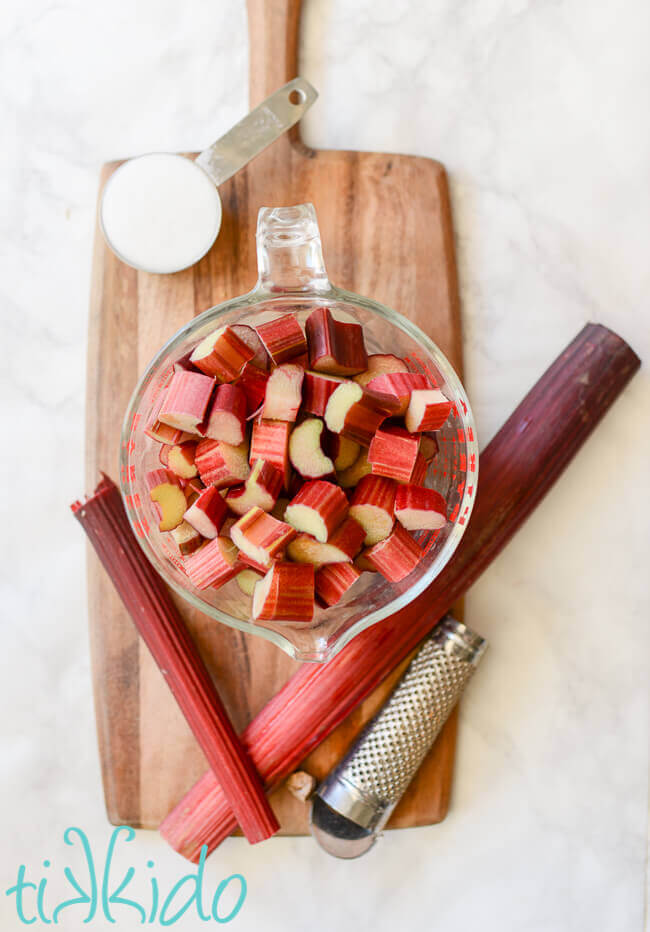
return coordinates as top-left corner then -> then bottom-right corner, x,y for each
85,0 -> 463,834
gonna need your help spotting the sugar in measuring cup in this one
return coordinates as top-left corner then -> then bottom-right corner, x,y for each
100,78 -> 317,274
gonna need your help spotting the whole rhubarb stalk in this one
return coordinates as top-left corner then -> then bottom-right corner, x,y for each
71,477 -> 279,845
159,324 -> 640,861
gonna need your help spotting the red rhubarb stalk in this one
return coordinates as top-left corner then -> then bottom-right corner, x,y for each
250,419 -> 292,489
195,438 -> 250,488
405,388 -> 453,432
184,537 -> 240,590
362,523 -> 423,582
190,326 -> 255,381
204,384 -> 247,446
368,426 -> 423,484
184,486 -> 228,539
159,324 -> 640,861
255,314 -> 307,366
284,480 -> 348,543
230,507 -> 297,567
71,476 -> 279,844
305,306 -> 368,376
302,371 -> 345,416
158,370 -> 215,433
315,562 -> 362,606
252,563 -> 315,622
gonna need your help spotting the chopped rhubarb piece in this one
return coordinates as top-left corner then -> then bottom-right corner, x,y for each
286,771 -> 316,802
305,306 -> 368,376
145,418 -> 194,446
315,562 -> 362,607
231,324 -> 270,370
231,507 -> 297,568
167,441 -> 199,479
324,381 -> 399,446
235,362 -> 270,415
289,418 -> 334,479
337,448 -> 372,488
302,371 -> 345,416
394,485 -> 447,531
363,523 -> 423,582
171,520 -> 203,556
195,438 -> 250,489
419,433 -> 439,461
149,480 -> 187,531
366,371 -> 430,415
235,568 -> 264,596
328,434 -> 361,472
285,480 -> 348,543
353,353 -> 409,388
184,486 -> 228,539
145,468 -> 181,492
204,384 -> 247,446
368,426 -> 425,484
190,326 -> 255,381
158,444 -> 171,467
184,536 -> 240,590
252,562 -> 314,622
158,370 -> 215,433
287,516 -> 365,565
238,551 -> 273,575
71,476 -> 279,845
225,459 -> 283,516
262,364 -> 304,422
410,452 -> 428,486
250,419 -> 291,489
405,389 -> 453,432
183,476 -> 205,509
349,474 -> 397,545
255,314 -> 307,366
354,550 -> 380,572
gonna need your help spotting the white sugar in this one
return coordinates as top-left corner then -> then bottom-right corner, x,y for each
100,153 -> 222,274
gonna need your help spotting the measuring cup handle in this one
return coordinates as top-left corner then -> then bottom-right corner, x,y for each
255,203 -> 331,294
195,78 -> 317,188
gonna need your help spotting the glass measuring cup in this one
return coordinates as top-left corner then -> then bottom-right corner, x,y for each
120,203 -> 478,662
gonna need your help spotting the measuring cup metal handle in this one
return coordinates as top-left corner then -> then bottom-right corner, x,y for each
195,77 -> 317,187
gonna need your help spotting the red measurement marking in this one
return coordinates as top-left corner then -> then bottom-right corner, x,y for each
131,412 -> 141,430
467,485 -> 474,497
457,429 -> 465,443
133,493 -> 141,509
470,453 -> 476,472
452,403 -> 458,418
468,427 -> 474,441
459,453 -> 467,470
457,481 -> 465,496
129,464 -> 136,482
449,503 -> 460,521
140,517 -> 149,534
461,399 -> 467,415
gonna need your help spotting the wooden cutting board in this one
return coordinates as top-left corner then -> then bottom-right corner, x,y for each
85,0 -> 464,835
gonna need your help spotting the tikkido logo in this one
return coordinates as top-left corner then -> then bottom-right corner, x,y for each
5,827 -> 247,926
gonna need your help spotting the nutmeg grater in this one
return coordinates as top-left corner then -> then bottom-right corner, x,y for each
309,615 -> 487,858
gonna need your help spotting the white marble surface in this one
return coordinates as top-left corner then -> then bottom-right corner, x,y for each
1,1 -> 648,929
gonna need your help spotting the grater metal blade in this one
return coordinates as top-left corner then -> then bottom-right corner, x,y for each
310,615 -> 487,858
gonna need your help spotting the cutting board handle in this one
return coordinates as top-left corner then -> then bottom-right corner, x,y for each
247,0 -> 303,135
